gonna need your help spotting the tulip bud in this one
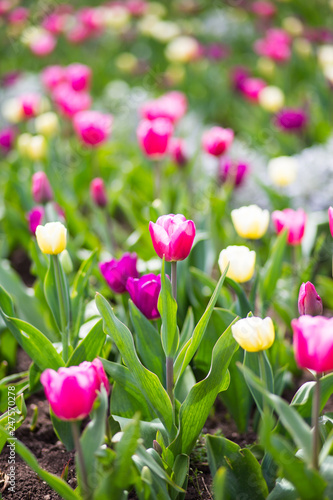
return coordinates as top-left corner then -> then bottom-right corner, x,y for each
90,178 -> 107,207
126,273 -> 161,320
271,208 -> 306,245
292,316 -> 333,372
231,205 -> 270,239
66,63 -> 92,92
274,108 -> 307,132
41,65 -> 66,91
32,172 -> 53,204
100,253 -> 139,294
26,135 -> 47,161
232,316 -> 275,352
73,111 -> 112,147
27,206 -> 44,234
35,222 -> 67,255
0,127 -> 16,154
59,249 -> 73,274
268,156 -> 298,187
328,207 -> 333,238
35,112 -> 59,137
149,213 -> 196,262
168,138 -> 187,167
219,158 -> 250,187
298,282 -> 323,316
137,118 -> 173,159
202,127 -> 234,157
218,245 -> 256,283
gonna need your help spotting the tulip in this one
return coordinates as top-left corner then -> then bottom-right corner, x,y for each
298,282 -> 323,316
90,178 -> 108,207
32,172 -> 53,204
26,135 -> 47,161
19,93 -> 44,119
149,214 -> 196,262
271,208 -> 307,245
29,29 -> 57,56
202,127 -> 234,157
328,207 -> 333,238
40,358 -> 110,421
0,127 -> 16,154
73,110 -> 112,147
35,112 -> 59,137
36,222 -> 67,255
168,138 -> 187,167
232,316 -> 275,352
231,205 -> 270,239
254,29 -> 291,63
53,84 -> 91,118
41,65 -> 66,92
291,316 -> 333,372
282,16 -> 303,37
251,1 -> 276,18
268,156 -> 298,187
165,36 -> 200,63
218,245 -> 256,283
99,253 -> 139,294
66,63 -> 92,92
17,133 -> 32,156
2,98 -> 24,123
27,206 -> 44,234
140,91 -> 187,124
126,273 -> 161,320
318,45 -> 333,69
258,86 -> 285,112
231,66 -> 250,91
137,118 -> 173,158
219,158 -> 250,187
274,108 -> 307,132
8,7 -> 29,25
240,78 -> 267,102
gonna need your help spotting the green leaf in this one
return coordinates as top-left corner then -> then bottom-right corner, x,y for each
178,307 -> 194,352
158,258 -> 179,358
113,415 -> 141,489
129,300 -> 165,383
170,454 -> 189,500
291,373 -> 333,418
244,350 -> 274,416
169,321 -> 238,457
50,411 -> 74,451
224,277 -> 252,317
44,255 -> 70,335
66,319 -> 105,366
113,416 -> 168,449
0,394 -> 27,453
0,425 -> 79,500
96,293 -> 175,439
213,467 -> 227,500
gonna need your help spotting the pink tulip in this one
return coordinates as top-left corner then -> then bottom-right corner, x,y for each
126,0 -> 147,16
169,138 -> 187,167
73,110 -> 112,147
53,84 -> 91,117
30,31 -> 57,57
8,7 -> 29,24
328,207 -> 333,238
66,21 -> 94,44
149,214 -> 196,262
126,274 -> 161,320
32,172 -> 53,204
202,127 -> 234,157
100,253 -> 139,294
66,63 -> 92,92
41,65 -> 66,92
20,93 -> 42,119
292,316 -> 333,372
0,127 -> 16,154
41,358 -> 110,421
251,1 -> 276,18
42,7 -> 70,34
298,282 -> 323,316
219,157 -> 250,187
90,178 -> 107,207
240,78 -> 267,102
140,91 -> 187,124
231,66 -> 250,91
137,118 -> 173,159
271,208 -> 307,245
27,206 -> 44,234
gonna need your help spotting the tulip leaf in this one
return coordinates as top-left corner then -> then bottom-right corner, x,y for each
0,425 -> 80,500
112,415 -> 168,449
212,467 -> 227,500
158,258 -> 179,358
96,293 -> 176,439
66,318 -> 105,366
291,373 -> 333,417
50,411 -> 74,451
244,350 -> 274,416
44,255 -> 71,336
0,394 -> 26,453
178,307 -> 194,352
174,267 -> 229,383
129,300 -> 165,383
224,277 -> 252,317
168,321 -> 237,457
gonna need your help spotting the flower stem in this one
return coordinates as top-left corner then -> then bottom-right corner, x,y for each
166,356 -> 174,406
71,421 -> 90,500
52,255 -> 69,363
171,261 -> 177,300
312,373 -> 321,470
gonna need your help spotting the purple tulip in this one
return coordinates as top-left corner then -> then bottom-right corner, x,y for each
274,108 -> 308,131
219,157 -> 250,187
0,127 -> 16,154
99,253 -> 139,294
27,206 -> 45,234
126,273 -> 161,320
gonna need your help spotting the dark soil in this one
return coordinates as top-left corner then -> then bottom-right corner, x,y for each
9,248 -> 35,287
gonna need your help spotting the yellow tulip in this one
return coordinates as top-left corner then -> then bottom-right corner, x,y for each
26,135 -> 47,161
218,245 -> 256,283
165,36 -> 199,63
231,205 -> 269,239
231,316 -> 275,352
35,112 -> 59,137
258,86 -> 285,113
268,156 -> 298,187
36,222 -> 67,255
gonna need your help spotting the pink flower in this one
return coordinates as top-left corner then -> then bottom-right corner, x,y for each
0,127 -> 16,154
274,108 -> 308,131
126,0 -> 148,16
219,157 -> 250,187
240,78 -> 267,102
251,1 -> 276,18
271,208 -> 307,245
149,214 -> 196,262
126,274 -> 161,320
328,207 -> 333,238
202,127 -> 234,157
100,253 -> 139,294
73,110 -> 112,147
298,282 -> 323,316
137,118 -> 173,159
27,206 -> 44,234
32,172 -> 53,204
53,84 -> 91,117
41,65 -> 66,92
90,178 -> 107,207
8,7 -> 29,24
40,358 -> 110,421
66,63 -> 92,92
169,138 -> 187,167
20,93 -> 42,119
292,316 -> 333,372
231,66 -> 250,91
30,31 -> 57,57
254,29 -> 291,63
140,91 -> 187,124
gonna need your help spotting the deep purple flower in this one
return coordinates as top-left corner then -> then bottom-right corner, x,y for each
126,273 -> 161,320
0,127 -> 16,154
274,108 -> 308,132
27,206 -> 44,234
219,157 -> 250,187
99,253 -> 139,294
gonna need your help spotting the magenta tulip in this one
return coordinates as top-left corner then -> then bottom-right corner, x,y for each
169,138 -> 187,167
149,214 -> 196,262
292,316 -> 333,372
100,253 -> 139,294
137,118 -> 173,159
328,207 -> 333,238
32,172 -> 53,204
30,31 -> 57,57
27,206 -> 44,234
53,84 -> 91,117
126,274 -> 161,320
66,63 -> 92,92
41,358 -> 109,421
219,157 -> 250,187
298,282 -> 323,316
140,91 -> 187,124
240,78 -> 267,102
0,127 -> 16,154
41,65 -> 66,92
73,110 -> 112,147
274,108 -> 308,132
20,93 -> 42,119
202,127 -> 234,157
271,208 -> 307,245
90,178 -> 107,207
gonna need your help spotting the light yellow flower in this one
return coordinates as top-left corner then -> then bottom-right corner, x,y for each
258,86 -> 285,113
103,6 -> 129,29
231,316 -> 275,352
293,38 -> 312,58
26,135 -> 47,161
282,16 -> 303,37
17,133 -> 32,156
268,156 -> 298,187
318,45 -> 333,69
115,53 -> 138,73
165,36 -> 199,63
231,205 -> 269,239
218,245 -> 256,283
36,222 -> 67,255
2,98 -> 23,124
257,57 -> 275,77
35,112 -> 59,137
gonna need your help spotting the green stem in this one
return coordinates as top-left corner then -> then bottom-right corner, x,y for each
171,261 -> 177,301
154,160 -> 161,199
71,421 -> 90,500
258,350 -> 268,412
166,356 -> 174,407
52,255 -> 69,362
312,373 -> 321,470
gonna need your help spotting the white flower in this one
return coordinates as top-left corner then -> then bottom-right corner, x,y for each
231,205 -> 269,239
218,245 -> 256,283
268,156 -> 298,187
232,316 -> 275,352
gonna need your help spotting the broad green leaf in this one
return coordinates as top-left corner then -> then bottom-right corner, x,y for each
244,350 -> 274,416
213,467 -> 227,500
135,447 -> 185,493
170,454 -> 189,500
291,373 -> 333,417
44,255 -> 70,335
96,293 -> 175,439
129,300 -> 165,383
0,394 -> 27,453
113,416 -> 168,449
169,322 -> 237,457
50,410 -> 74,451
158,258 -> 179,358
113,415 -> 141,489
67,319 -> 105,366
0,425 -> 79,500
